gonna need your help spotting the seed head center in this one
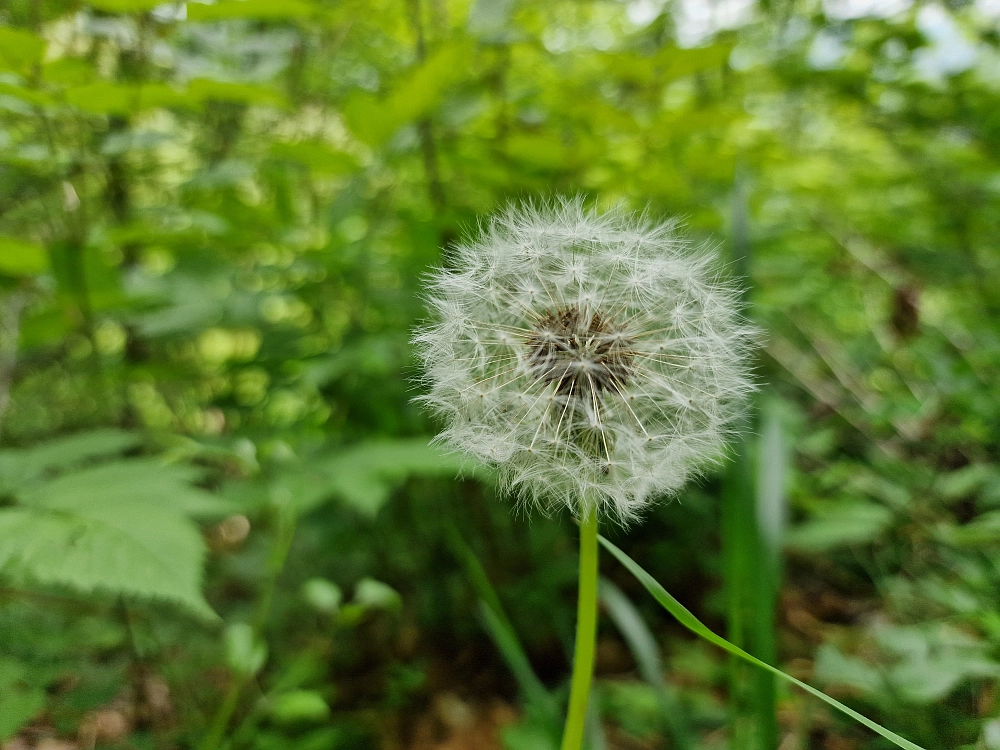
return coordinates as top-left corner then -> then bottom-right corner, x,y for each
526,306 -> 637,398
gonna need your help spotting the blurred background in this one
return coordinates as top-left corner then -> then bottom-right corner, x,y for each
1,0 -> 999,748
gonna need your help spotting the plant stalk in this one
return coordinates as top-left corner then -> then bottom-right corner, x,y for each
561,510 -> 599,750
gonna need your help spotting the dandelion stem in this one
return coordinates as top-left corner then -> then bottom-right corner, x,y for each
561,510 -> 600,750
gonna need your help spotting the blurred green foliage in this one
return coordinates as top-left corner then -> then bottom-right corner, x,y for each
0,0 -> 999,748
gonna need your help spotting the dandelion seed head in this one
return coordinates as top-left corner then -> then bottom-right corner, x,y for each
414,198 -> 757,524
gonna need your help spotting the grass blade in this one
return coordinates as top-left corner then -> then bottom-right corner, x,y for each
478,601 -> 558,720
599,579 -> 695,750
447,524 -> 559,724
598,535 -> 926,750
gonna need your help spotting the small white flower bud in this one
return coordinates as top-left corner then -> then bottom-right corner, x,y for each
414,198 -> 757,524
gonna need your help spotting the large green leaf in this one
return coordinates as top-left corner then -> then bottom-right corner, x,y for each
599,536 -> 925,750
0,503 -> 214,620
0,433 -> 222,620
18,458 -> 219,517
0,428 -> 140,493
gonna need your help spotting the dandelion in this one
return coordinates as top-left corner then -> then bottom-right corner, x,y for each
414,198 -> 756,750
414,198 -> 756,523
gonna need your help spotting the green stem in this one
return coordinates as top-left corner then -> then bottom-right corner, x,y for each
561,511 -> 599,750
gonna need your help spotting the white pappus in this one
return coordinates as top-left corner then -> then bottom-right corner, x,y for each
413,199 -> 757,524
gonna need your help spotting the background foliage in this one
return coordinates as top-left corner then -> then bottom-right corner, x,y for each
1,0 -> 999,748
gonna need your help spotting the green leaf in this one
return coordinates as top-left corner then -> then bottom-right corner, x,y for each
87,0 -> 165,12
599,535 -> 926,750
322,439 -> 476,515
343,42 -> 471,145
186,79 -> 287,107
352,578 -> 401,610
301,578 -> 342,614
0,82 -> 52,107
0,433 -> 220,620
0,236 -> 47,276
225,623 -> 268,676
936,511 -> 1000,546
813,644 -> 887,695
0,659 -> 46,741
0,28 -> 46,74
0,505 -> 215,620
63,81 -> 186,115
187,0 -> 316,21
269,142 -> 358,175
267,690 -> 330,725
784,501 -> 893,552
447,525 -> 558,727
0,428 -> 140,492
18,458 -> 220,517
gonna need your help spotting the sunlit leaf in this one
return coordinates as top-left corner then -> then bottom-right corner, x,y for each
87,0 -> 165,12
270,142 -> 358,175
187,0 -> 316,21
343,42 -> 472,145
0,28 -> 45,73
0,236 -> 47,276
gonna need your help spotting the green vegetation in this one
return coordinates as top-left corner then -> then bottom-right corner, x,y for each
1,0 -> 999,748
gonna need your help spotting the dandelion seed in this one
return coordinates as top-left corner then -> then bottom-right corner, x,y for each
413,198 -> 757,524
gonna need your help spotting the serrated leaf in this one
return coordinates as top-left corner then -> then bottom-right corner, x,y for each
0,429 -> 140,493
18,458 -> 221,517
0,236 -> 47,276
0,433 -> 220,619
0,505 -> 215,620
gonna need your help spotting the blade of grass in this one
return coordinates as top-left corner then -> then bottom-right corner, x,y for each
599,578 -> 695,750
598,536 -> 926,750
724,164 -> 779,750
477,601 -> 559,721
447,524 -> 559,725
722,436 -> 777,749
